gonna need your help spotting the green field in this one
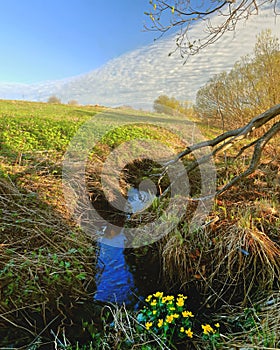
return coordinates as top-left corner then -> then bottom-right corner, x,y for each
0,99 -> 279,349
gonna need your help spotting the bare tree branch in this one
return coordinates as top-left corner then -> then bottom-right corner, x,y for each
167,103 -> 280,164
145,0 -> 279,57
216,120 -> 280,195
161,104 -> 280,198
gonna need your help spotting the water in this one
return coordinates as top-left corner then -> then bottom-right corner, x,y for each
93,188 -> 156,308
126,187 -> 155,213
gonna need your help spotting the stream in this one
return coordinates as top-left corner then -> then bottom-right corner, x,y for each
93,188 -> 157,308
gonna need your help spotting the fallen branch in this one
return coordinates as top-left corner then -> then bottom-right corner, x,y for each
162,104 -> 280,198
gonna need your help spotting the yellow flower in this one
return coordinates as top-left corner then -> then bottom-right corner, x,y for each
215,323 -> 220,328
169,307 -> 176,311
176,297 -> 184,307
162,295 -> 174,304
166,315 -> 174,323
185,328 -> 193,338
173,313 -> 180,318
153,291 -> 163,298
150,299 -> 157,306
145,322 -> 153,330
152,310 -> 157,315
178,294 -> 188,299
180,327 -> 185,333
158,319 -> 164,328
182,311 -> 194,318
202,324 -> 214,335
145,295 -> 152,302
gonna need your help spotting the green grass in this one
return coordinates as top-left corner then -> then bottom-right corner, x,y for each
0,99 -> 188,160
0,100 -> 97,161
0,99 -> 189,348
0,99 -> 279,349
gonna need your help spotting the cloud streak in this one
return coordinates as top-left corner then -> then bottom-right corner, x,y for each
0,7 -> 279,109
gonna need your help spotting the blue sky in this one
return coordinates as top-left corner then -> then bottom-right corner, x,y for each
0,0 -> 156,84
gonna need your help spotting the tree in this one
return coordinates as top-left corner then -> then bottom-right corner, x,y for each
153,95 -> 181,114
145,0 -> 279,58
154,29 -> 280,197
154,94 -> 194,116
145,4 -> 280,198
47,95 -> 61,104
195,30 -> 280,129
68,99 -> 79,106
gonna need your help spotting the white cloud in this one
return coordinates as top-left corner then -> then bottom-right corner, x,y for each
0,7 -> 279,109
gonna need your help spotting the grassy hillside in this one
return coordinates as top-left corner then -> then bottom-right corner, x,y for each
0,99 -> 279,349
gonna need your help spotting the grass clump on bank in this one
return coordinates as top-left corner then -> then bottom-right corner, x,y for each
0,176 -> 97,347
159,156 -> 280,302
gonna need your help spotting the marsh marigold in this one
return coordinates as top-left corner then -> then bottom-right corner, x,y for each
182,310 -> 194,318
202,324 -> 215,335
145,321 -> 153,330
185,328 -> 193,338
176,297 -> 184,307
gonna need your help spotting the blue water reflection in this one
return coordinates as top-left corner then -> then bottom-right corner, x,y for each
94,188 -> 156,307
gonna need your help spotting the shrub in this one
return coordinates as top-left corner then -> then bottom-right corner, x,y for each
48,95 -> 61,104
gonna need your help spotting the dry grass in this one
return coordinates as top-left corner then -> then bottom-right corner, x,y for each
161,203 -> 279,308
215,292 -> 280,349
158,158 -> 279,310
1,99 -> 279,348
83,292 -> 280,350
0,176 -> 96,342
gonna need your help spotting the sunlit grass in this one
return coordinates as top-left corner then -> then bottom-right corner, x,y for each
0,99 -> 279,349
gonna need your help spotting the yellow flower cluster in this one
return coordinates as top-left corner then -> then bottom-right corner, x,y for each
201,323 -> 219,335
178,294 -> 188,299
145,321 -> 153,330
176,297 -> 185,307
182,311 -> 194,318
162,295 -> 174,303
166,313 -> 180,324
180,327 -> 193,338
146,293 -> 176,304
141,292 -> 222,346
142,291 -> 196,341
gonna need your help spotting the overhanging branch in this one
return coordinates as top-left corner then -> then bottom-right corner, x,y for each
161,104 -> 280,198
